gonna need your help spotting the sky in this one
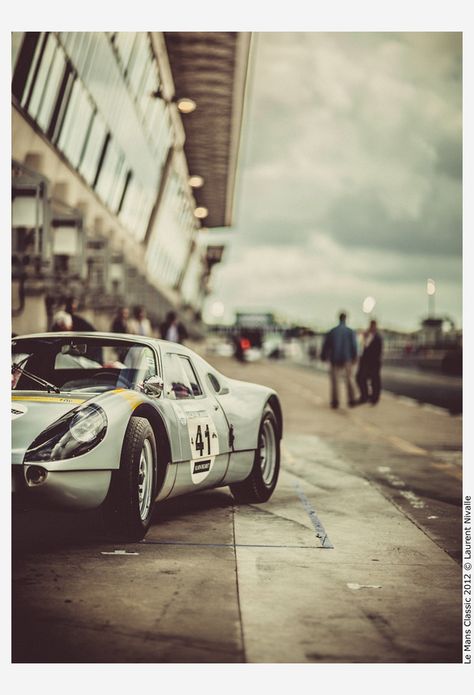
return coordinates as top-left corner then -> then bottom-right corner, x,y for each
203,32 -> 463,333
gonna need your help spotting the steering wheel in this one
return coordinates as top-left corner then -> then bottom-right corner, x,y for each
87,370 -> 133,389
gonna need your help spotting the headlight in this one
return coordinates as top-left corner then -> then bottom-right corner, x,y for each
24,404 -> 107,462
69,406 -> 107,443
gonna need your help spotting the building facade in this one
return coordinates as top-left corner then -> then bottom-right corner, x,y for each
11,31 -> 250,335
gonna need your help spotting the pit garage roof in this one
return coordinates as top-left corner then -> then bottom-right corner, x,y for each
164,32 -> 251,228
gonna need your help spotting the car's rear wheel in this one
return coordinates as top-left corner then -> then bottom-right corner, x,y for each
103,416 -> 157,541
230,405 -> 280,503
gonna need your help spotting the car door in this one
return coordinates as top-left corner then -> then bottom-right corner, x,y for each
163,350 -> 230,495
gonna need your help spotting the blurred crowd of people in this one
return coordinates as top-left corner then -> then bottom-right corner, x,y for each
50,298 -> 188,344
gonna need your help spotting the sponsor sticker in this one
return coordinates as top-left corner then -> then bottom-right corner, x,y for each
11,404 -> 27,420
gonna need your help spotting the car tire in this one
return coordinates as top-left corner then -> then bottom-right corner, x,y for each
230,405 -> 280,503
103,416 -> 157,541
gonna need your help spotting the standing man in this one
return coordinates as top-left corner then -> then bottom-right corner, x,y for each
320,311 -> 358,409
129,305 -> 152,337
111,306 -> 130,333
65,296 -> 95,331
160,311 -> 188,344
356,319 -> 383,405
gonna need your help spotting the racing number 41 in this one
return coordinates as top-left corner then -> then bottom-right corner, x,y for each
195,424 -> 211,457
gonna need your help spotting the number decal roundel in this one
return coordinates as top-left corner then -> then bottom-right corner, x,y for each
187,413 -> 219,484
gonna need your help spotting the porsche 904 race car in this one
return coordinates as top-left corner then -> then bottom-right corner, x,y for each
12,333 -> 282,540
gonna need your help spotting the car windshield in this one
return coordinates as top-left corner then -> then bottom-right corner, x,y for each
12,337 -> 157,393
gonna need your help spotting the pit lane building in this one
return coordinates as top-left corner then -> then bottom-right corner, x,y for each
11,32 -> 251,335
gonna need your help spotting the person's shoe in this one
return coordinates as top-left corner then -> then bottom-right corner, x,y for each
330,401 -> 339,409
348,400 -> 357,407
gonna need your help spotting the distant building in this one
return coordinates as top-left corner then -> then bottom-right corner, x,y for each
11,32 -> 251,334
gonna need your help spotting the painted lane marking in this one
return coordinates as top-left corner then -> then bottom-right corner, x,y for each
350,412 -> 428,456
294,483 -> 334,549
376,466 -> 426,509
376,466 -> 406,488
398,489 -> 426,509
386,435 -> 427,456
101,550 -> 139,555
347,583 -> 382,590
431,460 -> 462,481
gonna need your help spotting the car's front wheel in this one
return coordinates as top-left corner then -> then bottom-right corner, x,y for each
230,405 -> 280,503
103,416 -> 157,541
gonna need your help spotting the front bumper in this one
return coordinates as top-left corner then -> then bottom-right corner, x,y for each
12,465 -> 112,510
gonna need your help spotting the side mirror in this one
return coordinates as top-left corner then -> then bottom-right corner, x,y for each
142,375 -> 164,397
218,386 -> 230,395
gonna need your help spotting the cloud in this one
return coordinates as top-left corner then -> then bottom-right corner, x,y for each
217,32 -> 462,330
210,235 -> 461,331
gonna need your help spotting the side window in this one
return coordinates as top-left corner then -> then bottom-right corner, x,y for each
207,372 -> 221,393
164,353 -> 193,399
178,356 -> 202,397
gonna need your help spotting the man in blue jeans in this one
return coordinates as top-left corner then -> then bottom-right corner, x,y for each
321,311 -> 358,409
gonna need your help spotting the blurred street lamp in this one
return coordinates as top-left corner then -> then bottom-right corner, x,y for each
210,300 -> 225,319
194,206 -> 208,219
176,97 -> 197,114
362,296 -> 376,315
151,87 -> 197,114
427,278 -> 436,317
189,175 -> 204,188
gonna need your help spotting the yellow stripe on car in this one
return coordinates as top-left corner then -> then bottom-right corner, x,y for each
12,395 -> 86,404
116,390 -> 142,410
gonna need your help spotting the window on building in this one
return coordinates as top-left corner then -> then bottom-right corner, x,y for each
127,33 -> 149,97
36,45 -> 67,132
26,33 -> 58,122
79,110 -> 108,185
57,76 -> 95,169
95,137 -> 120,204
115,32 -> 136,74
11,32 -> 25,76
12,32 -> 43,105
107,151 -> 128,213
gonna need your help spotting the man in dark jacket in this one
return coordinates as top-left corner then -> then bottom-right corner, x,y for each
160,311 -> 188,344
65,296 -> 95,331
356,319 -> 383,404
321,312 -> 358,409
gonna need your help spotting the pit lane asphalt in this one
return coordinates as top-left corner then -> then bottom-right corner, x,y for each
12,355 -> 462,663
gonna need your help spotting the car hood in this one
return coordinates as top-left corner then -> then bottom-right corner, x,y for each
11,391 -> 93,463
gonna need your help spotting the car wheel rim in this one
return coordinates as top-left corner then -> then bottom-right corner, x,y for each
259,418 -> 276,486
138,438 -> 153,521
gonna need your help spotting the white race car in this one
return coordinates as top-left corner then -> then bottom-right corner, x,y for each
12,333 -> 282,540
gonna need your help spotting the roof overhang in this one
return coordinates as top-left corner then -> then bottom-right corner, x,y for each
164,32 -> 251,228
